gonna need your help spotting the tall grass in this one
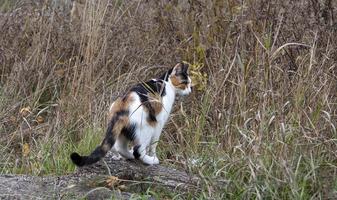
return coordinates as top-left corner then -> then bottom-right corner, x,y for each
0,0 -> 336,198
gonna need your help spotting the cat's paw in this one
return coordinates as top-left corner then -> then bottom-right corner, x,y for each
153,156 -> 159,165
141,155 -> 160,165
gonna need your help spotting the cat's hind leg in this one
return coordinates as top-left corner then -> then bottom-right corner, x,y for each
116,138 -> 134,160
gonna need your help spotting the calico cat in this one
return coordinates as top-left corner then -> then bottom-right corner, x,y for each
70,62 -> 192,166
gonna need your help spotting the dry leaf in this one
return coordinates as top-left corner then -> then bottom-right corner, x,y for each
9,116 -> 17,123
22,143 -> 30,157
105,176 -> 119,188
20,107 -> 31,117
36,116 -> 44,124
55,69 -> 65,77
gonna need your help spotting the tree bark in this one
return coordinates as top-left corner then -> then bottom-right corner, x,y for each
0,154 -> 200,199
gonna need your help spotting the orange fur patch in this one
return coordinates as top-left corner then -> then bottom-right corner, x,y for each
142,92 -> 163,127
147,92 -> 163,115
106,93 -> 134,137
147,119 -> 157,127
108,94 -> 134,120
170,76 -> 187,90
170,76 -> 180,87
113,116 -> 129,133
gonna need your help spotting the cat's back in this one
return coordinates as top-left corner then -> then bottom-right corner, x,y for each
108,78 -> 175,129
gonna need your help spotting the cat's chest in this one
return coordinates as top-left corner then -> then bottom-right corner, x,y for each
154,85 -> 175,124
156,94 -> 174,122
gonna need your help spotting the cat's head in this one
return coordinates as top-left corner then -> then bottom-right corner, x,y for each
168,62 -> 192,96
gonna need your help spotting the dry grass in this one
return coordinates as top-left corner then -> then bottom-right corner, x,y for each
0,0 -> 336,198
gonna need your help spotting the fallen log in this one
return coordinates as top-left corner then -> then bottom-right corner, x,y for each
0,153 -> 201,199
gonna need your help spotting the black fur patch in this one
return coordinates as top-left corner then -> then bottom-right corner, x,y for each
180,71 -> 188,81
131,80 -> 166,98
70,145 -> 106,167
115,110 -> 129,117
147,111 -> 157,123
130,80 -> 166,123
88,146 -> 106,160
176,63 -> 189,81
181,62 -> 189,73
133,145 -> 141,159
109,109 -> 129,126
105,121 -> 114,144
70,152 -> 85,166
121,123 -> 137,141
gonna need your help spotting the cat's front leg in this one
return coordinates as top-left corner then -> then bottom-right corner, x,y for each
148,131 -> 161,164
148,141 -> 159,164
132,132 -> 159,165
133,144 -> 159,165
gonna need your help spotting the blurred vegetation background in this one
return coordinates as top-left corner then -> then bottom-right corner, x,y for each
0,0 -> 336,198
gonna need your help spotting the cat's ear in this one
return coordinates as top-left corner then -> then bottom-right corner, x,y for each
182,62 -> 189,73
171,63 -> 182,75
172,62 -> 188,75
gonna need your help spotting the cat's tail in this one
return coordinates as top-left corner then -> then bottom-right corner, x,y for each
70,121 -> 116,167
